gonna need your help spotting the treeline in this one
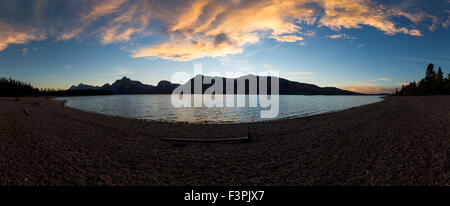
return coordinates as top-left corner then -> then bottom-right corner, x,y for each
0,77 -> 112,97
0,77 -> 39,96
39,88 -> 113,96
395,64 -> 450,96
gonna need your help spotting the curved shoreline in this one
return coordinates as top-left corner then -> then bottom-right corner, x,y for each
55,95 -> 386,125
0,96 -> 448,185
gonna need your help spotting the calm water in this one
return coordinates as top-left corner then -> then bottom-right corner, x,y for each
56,95 -> 383,123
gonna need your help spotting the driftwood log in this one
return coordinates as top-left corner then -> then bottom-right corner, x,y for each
161,127 -> 254,143
161,136 -> 249,142
23,109 -> 30,116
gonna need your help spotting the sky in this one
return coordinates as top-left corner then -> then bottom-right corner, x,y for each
0,0 -> 449,94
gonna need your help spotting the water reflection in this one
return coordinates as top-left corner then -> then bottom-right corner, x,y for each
56,95 -> 383,123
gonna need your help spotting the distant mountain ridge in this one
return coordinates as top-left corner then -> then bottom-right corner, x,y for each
69,75 -> 362,95
69,77 -> 180,94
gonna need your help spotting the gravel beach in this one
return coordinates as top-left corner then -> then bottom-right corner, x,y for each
0,96 -> 448,185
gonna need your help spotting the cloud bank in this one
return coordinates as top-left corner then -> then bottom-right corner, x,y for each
0,0 -> 447,60
344,82 -> 393,94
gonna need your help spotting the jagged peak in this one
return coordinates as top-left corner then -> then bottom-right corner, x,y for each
120,76 -> 131,81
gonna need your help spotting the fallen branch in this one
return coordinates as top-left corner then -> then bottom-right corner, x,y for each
23,109 -> 30,116
161,136 -> 249,142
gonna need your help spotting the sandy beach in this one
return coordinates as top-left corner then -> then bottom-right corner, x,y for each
0,96 -> 448,186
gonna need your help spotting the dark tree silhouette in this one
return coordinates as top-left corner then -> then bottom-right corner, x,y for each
0,77 -> 39,96
435,67 -> 445,94
437,67 -> 444,80
425,64 -> 436,80
446,73 -> 450,95
447,74 -> 450,94
396,64 -> 449,96
0,77 -> 112,97
424,63 -> 436,95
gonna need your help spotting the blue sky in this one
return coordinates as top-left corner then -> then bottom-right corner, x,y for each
0,0 -> 449,93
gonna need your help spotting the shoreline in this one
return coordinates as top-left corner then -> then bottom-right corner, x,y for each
54,95 -> 387,125
0,96 -> 448,185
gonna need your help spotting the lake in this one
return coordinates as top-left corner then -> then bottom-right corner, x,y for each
56,95 -> 384,123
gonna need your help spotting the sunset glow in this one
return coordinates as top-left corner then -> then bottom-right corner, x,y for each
0,0 -> 449,93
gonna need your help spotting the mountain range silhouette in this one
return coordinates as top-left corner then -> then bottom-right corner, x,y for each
69,75 -> 363,95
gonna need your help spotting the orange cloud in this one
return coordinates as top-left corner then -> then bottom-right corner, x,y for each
99,1 -> 152,45
132,36 -> 244,61
0,22 -> 45,51
345,87 -> 393,94
378,78 -> 391,81
133,0 -> 426,60
0,0 -> 436,60
57,0 -> 129,41
343,82 -> 393,94
170,0 -> 211,32
271,35 -> 304,42
319,0 -> 422,36
57,28 -> 85,41
134,0 -> 308,60
82,0 -> 128,22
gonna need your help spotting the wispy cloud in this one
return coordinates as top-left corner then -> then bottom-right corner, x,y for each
133,0 -> 426,61
326,34 -> 358,40
271,35 -> 304,43
0,22 -> 45,51
301,30 -> 316,37
345,87 -> 393,94
57,0 -> 130,42
344,81 -> 394,94
378,78 -> 391,81
22,48 -> 29,56
0,0 -> 443,61
443,18 -> 450,29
